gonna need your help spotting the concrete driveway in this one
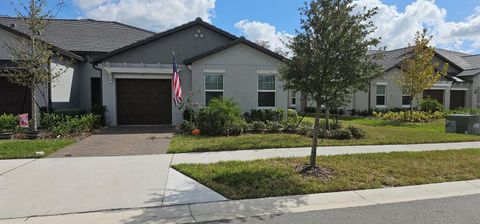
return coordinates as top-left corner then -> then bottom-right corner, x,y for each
0,155 -> 226,220
49,126 -> 174,157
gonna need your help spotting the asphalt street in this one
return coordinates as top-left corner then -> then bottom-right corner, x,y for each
202,194 -> 480,224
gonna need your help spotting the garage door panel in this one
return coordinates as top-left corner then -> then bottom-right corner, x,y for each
0,77 -> 31,115
116,79 -> 172,125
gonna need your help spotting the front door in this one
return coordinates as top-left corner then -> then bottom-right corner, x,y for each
116,79 -> 172,125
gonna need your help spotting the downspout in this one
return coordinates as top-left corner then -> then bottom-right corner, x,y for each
367,82 -> 372,112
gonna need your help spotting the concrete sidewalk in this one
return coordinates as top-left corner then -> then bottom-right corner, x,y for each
171,141 -> 480,164
3,179 -> 480,224
0,156 -> 225,220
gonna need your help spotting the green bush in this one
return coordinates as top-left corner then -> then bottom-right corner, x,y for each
448,107 -> 480,115
330,129 -> 353,140
347,125 -> 366,139
373,110 -> 445,123
265,121 -> 284,133
180,120 -> 197,133
245,109 -> 284,122
42,113 -> 100,136
420,97 -> 443,112
319,119 -> 342,130
295,121 -> 313,136
250,121 -> 267,132
91,105 -> 107,127
196,98 -> 246,136
0,114 -> 17,132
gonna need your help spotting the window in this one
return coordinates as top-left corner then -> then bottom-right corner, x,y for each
402,91 -> 411,107
205,74 -> 223,105
258,74 -> 275,107
291,91 -> 297,107
376,84 -> 386,106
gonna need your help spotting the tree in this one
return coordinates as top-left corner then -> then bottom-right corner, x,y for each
5,0 -> 68,131
399,29 -> 448,112
280,0 -> 384,168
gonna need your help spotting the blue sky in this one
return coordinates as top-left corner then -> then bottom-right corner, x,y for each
2,0 -> 480,54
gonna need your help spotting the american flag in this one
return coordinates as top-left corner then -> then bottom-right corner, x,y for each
172,52 -> 183,106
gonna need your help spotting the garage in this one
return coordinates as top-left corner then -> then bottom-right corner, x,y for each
423,90 -> 444,105
116,79 -> 172,125
0,76 -> 31,115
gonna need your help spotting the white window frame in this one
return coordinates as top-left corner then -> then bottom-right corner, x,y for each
257,73 -> 276,109
204,73 -> 224,105
376,84 -> 387,108
291,91 -> 297,107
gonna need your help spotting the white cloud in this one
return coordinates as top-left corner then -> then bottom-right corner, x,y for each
353,0 -> 480,52
234,20 -> 293,53
73,0 -> 215,31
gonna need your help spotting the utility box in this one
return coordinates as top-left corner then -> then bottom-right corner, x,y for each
445,114 -> 480,135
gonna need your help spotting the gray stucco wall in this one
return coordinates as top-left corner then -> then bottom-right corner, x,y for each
106,24 -> 233,64
190,43 -> 287,113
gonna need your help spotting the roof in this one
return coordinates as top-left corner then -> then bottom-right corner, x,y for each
0,22 -> 83,61
183,37 -> 286,65
93,17 -> 237,63
0,16 -> 154,53
377,47 -> 480,73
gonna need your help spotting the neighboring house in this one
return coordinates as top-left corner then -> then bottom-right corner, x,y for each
1,16 -> 479,126
347,48 -> 480,112
0,17 -> 154,116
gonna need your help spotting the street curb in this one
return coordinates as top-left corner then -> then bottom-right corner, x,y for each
3,179 -> 480,223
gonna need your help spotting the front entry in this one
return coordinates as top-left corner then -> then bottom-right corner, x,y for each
116,79 -> 172,125
423,90 -> 444,105
450,90 -> 466,109
0,77 -> 31,115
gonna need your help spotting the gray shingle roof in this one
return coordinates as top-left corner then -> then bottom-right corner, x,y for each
0,17 -> 154,53
377,47 -> 480,74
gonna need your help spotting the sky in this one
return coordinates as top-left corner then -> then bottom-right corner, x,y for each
2,0 -> 480,54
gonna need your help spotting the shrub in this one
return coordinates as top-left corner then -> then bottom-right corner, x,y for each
265,121 -> 284,133
182,107 -> 195,122
295,121 -> 313,136
250,121 -> 267,132
42,113 -> 100,136
448,107 -> 480,115
196,98 -> 245,136
229,119 -> 248,136
91,105 -> 107,127
319,119 -> 342,130
347,125 -> 366,139
245,109 -> 284,122
0,114 -> 17,132
180,120 -> 197,133
373,110 -> 445,123
420,97 -> 443,112
330,129 -> 353,140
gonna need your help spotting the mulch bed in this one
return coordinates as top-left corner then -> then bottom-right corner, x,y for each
294,164 -> 335,181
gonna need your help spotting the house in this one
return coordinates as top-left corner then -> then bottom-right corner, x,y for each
1,16 -> 479,127
0,17 -> 295,126
347,48 -> 480,112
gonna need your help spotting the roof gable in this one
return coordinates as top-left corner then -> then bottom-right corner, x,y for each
183,37 -> 286,65
93,18 -> 237,63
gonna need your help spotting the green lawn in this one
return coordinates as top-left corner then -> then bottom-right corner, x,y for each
0,139 -> 74,159
168,118 -> 480,153
174,149 -> 480,199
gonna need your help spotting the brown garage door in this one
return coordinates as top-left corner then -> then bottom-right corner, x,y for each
450,90 -> 466,109
0,77 -> 31,115
423,90 -> 444,105
116,79 -> 172,125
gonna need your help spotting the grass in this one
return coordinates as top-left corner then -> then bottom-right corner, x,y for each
0,139 -> 74,159
168,118 -> 480,153
174,149 -> 480,199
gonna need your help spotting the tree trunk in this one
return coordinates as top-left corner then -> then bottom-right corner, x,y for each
309,98 -> 322,168
31,86 -> 38,131
325,104 -> 330,130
